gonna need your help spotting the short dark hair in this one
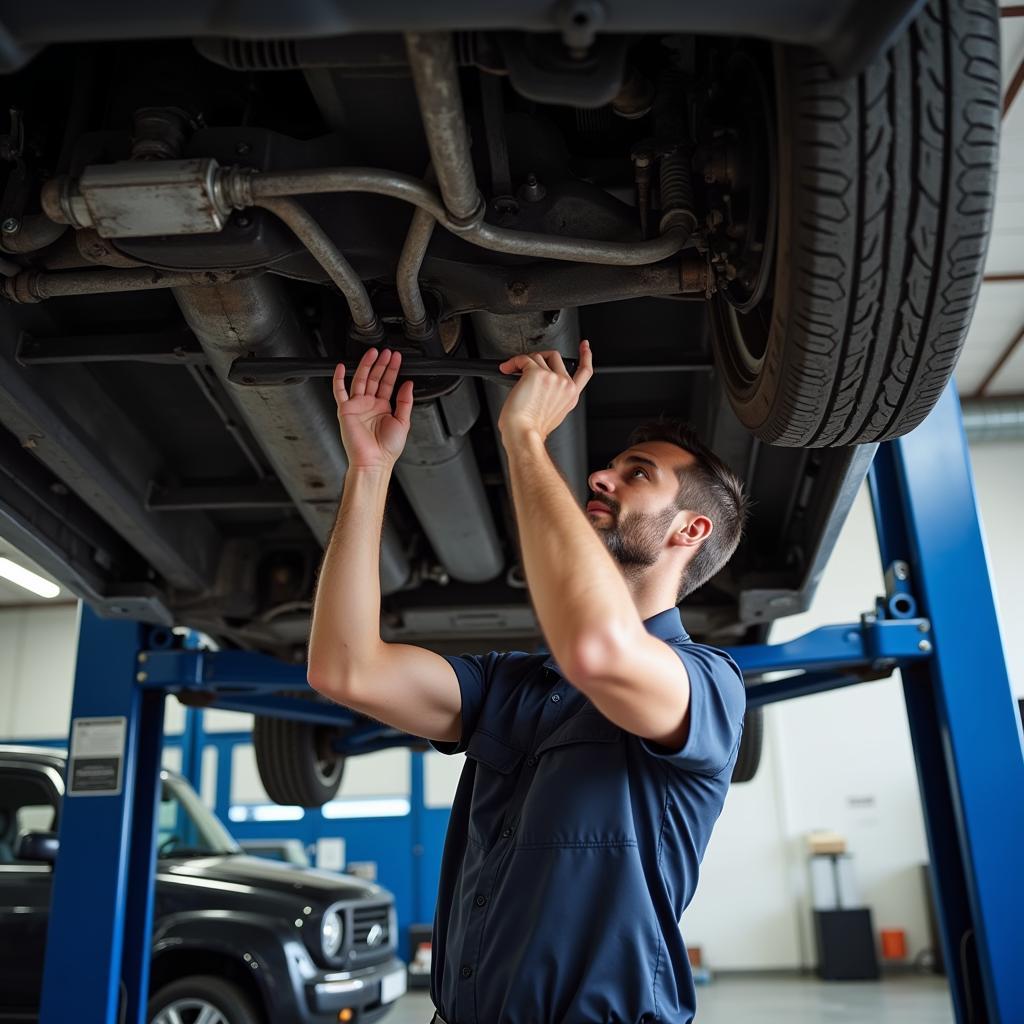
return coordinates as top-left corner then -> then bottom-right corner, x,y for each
627,418 -> 749,601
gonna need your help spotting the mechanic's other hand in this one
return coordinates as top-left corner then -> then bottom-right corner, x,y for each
333,348 -> 414,470
497,340 -> 593,442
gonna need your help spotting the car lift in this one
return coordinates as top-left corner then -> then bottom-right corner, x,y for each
37,385 -> 1024,1024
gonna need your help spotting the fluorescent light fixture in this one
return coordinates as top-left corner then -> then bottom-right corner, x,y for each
322,797 -> 410,820
229,804 -> 305,823
0,557 -> 60,599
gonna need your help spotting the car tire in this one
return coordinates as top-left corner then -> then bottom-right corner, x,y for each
253,695 -> 346,808
731,707 -> 763,784
148,975 -> 259,1024
710,0 -> 1000,446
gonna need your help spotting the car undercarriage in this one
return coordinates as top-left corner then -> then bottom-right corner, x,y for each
0,1 -> 999,662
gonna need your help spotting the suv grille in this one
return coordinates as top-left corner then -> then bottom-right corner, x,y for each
351,902 -> 391,954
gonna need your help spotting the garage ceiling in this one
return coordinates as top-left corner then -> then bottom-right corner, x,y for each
2,12 -> 1022,608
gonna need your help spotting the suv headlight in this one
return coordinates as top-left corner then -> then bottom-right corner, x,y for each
321,908 -> 344,959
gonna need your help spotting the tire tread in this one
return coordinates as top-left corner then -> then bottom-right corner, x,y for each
723,0 -> 1000,446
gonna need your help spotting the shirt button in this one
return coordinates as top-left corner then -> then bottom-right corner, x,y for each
461,965 -> 473,978
527,756 -> 537,766
502,827 -> 514,838
551,693 -> 561,703
475,894 -> 487,907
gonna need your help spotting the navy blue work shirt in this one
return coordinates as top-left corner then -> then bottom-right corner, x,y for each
428,606 -> 746,1024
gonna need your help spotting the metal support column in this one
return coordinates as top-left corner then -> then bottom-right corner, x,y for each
179,628 -> 207,792
410,751 -> 426,923
39,604 -> 166,1024
179,706 -> 204,793
869,385 -> 1024,1024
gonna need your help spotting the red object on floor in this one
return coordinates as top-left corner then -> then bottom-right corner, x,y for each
880,928 -> 907,959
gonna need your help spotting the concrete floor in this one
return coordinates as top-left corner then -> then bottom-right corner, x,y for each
386,975 -> 954,1023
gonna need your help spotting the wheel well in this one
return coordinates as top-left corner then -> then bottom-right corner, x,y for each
148,948 -> 269,1024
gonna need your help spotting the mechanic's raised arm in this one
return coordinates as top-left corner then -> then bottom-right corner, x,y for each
496,342 -> 640,671
306,347 -> 462,744
498,343 -> 696,750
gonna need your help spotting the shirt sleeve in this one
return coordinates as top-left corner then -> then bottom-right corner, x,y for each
429,652 -> 500,756
638,642 -> 747,776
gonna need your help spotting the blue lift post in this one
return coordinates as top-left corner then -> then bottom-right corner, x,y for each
868,387 -> 1024,1022
37,383 -> 1024,1023
178,629 -> 207,793
39,610 -> 166,1024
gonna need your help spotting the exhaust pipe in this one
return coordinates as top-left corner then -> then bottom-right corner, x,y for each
174,275 -> 410,594
470,309 -> 589,505
395,379 -> 505,583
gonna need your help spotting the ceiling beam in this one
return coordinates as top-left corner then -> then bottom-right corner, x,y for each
1004,51 -> 1024,117
973,320 -> 1024,397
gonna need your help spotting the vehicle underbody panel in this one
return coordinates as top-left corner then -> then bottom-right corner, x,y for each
0,21 -> 911,656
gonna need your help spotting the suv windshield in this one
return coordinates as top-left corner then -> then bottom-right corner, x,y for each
157,772 -> 241,858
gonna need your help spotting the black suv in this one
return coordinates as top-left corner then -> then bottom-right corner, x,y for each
0,745 -> 407,1024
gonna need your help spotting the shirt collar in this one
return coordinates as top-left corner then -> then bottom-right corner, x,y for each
541,606 -> 690,674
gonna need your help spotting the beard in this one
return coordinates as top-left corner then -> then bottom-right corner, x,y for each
590,494 -> 678,572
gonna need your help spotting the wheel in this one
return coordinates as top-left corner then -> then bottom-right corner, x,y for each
707,0 -> 1000,446
148,975 -> 259,1024
252,694 -> 346,808
731,707 -> 763,784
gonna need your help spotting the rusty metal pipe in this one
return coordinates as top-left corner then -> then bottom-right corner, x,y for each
397,165 -> 439,331
404,33 -> 482,224
468,222 -> 689,266
254,196 -> 380,338
244,167 -> 691,266
1,266 -> 244,303
397,206 -> 436,329
248,167 -> 450,221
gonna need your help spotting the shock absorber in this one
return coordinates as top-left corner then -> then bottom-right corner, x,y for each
655,67 -> 698,236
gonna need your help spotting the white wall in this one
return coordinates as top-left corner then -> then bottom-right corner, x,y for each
1,439 -> 1021,969
0,603 -> 78,741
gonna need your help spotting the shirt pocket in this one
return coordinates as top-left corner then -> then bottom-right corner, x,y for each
517,708 -> 637,848
465,729 -> 525,849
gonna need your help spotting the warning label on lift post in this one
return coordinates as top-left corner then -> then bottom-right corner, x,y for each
68,716 -> 127,796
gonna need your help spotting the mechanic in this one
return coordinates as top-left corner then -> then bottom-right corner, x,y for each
307,340 -> 750,1024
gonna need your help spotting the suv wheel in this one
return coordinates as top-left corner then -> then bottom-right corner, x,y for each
710,0 -> 1000,446
731,707 -> 764,784
253,694 -> 347,807
148,976 -> 259,1024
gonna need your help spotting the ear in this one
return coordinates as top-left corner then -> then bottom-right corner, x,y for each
669,514 -> 713,549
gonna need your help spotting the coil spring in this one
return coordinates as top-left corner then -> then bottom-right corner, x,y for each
659,147 -> 697,234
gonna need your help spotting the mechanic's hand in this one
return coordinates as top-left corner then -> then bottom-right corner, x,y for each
333,348 -> 414,470
497,340 -> 593,442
